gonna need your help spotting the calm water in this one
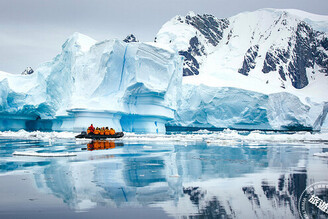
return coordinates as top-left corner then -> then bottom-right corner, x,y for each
0,132 -> 328,218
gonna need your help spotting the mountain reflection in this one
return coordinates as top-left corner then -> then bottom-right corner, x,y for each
24,143 -> 320,218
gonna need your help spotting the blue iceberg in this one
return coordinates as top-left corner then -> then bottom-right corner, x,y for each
0,33 -> 183,133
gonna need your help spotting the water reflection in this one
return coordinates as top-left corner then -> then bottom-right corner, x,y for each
1,139 -> 327,218
86,140 -> 124,151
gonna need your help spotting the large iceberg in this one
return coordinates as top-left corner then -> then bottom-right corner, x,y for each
169,84 -> 328,131
0,33 -> 183,133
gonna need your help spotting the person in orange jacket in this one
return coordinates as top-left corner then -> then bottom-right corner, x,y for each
94,128 -> 100,135
100,127 -> 105,135
105,127 -> 110,135
109,128 -> 116,135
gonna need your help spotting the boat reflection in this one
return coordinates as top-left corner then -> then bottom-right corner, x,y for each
87,140 -> 124,151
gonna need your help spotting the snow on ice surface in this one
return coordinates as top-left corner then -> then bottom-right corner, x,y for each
0,130 -> 76,140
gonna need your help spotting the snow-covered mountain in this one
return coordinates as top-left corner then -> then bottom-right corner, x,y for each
155,9 -> 328,102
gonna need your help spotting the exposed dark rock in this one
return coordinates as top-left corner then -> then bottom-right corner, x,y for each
321,36 -> 328,50
287,22 -> 316,89
262,51 -> 279,73
177,13 -> 229,76
188,36 -> 206,56
184,14 -> 229,46
262,21 -> 328,89
123,34 -> 139,43
179,50 -> 200,76
279,66 -> 286,81
21,67 -> 34,75
238,45 -> 259,76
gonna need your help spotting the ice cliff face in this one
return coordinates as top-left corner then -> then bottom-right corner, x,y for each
156,9 -> 328,93
169,84 -> 326,130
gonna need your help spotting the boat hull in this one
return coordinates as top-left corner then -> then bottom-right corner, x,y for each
75,132 -> 124,139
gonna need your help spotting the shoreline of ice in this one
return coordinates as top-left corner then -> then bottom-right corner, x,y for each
1,129 -> 328,146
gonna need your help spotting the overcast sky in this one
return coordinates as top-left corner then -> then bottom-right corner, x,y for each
1,0 -> 327,73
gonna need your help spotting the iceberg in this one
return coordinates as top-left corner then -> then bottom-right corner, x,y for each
0,33 -> 183,133
169,84 -> 327,131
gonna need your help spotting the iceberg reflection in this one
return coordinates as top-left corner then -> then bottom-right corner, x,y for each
1,138 -> 327,218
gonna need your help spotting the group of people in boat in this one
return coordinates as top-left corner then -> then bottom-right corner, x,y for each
87,124 -> 116,135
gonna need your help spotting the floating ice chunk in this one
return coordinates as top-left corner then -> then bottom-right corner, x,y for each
313,152 -> 328,158
0,130 -> 76,140
13,151 -> 77,157
143,146 -> 153,149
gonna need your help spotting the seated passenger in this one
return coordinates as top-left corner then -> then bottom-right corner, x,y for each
88,124 -> 95,134
109,128 -> 116,135
105,127 -> 110,136
94,128 -> 100,135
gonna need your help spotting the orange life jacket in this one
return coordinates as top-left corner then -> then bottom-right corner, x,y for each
109,129 -> 115,135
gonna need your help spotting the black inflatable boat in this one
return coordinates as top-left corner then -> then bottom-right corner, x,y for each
75,131 -> 124,139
